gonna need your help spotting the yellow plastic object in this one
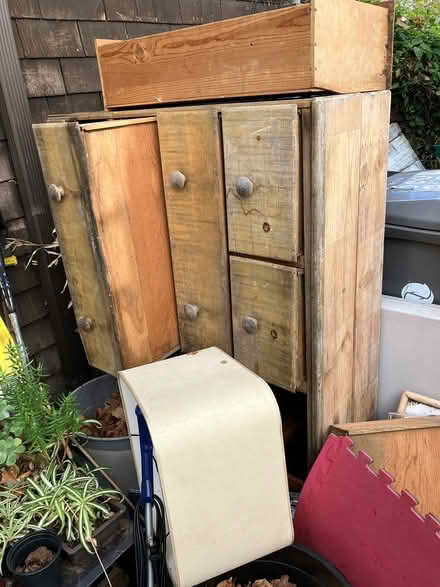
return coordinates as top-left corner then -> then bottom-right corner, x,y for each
4,256 -> 17,267
0,316 -> 13,373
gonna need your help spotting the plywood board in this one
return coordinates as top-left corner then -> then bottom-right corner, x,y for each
84,119 -> 179,367
312,0 -> 392,93
352,91 -> 390,421
230,256 -> 304,391
33,122 -> 122,374
96,5 -> 312,108
310,94 -> 362,455
332,418 -> 440,517
157,109 -> 232,354
222,105 -> 302,262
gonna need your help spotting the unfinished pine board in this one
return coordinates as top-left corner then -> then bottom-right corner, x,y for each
352,91 -> 390,421
230,256 -> 304,391
34,122 -> 122,374
332,418 -> 440,517
83,119 -> 179,368
222,105 -> 302,262
158,109 -> 232,354
310,94 -> 362,456
96,0 -> 392,109
312,0 -> 393,93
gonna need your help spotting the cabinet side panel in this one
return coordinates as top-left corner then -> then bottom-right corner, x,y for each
84,121 -> 179,368
33,123 -> 122,374
158,110 -> 232,354
353,91 -> 391,420
310,94 -> 362,455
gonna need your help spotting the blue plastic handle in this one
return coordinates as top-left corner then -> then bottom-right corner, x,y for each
136,406 -> 154,505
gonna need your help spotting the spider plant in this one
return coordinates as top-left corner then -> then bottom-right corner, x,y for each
0,460 -> 121,572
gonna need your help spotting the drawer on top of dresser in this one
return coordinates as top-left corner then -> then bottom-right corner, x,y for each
230,256 -> 305,392
222,105 -> 302,263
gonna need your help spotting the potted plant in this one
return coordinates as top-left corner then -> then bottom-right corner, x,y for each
0,344 -> 124,576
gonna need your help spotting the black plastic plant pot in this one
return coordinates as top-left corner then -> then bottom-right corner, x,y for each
6,530 -> 62,587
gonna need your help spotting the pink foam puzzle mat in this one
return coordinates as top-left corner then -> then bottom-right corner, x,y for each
295,433 -> 440,587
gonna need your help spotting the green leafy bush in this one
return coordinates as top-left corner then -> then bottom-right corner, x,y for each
392,0 -> 440,168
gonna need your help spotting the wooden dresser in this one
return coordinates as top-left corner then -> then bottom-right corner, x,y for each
36,90 -> 390,457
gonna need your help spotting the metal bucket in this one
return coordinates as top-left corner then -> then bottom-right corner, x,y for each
73,374 -> 138,495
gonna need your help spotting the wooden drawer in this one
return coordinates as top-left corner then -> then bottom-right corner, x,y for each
34,118 -> 179,374
158,109 -> 232,354
222,105 -> 302,262
230,256 -> 304,391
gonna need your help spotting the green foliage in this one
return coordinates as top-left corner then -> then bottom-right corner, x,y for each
0,398 -> 25,466
0,344 -> 93,458
392,0 -> 440,168
0,461 -> 121,571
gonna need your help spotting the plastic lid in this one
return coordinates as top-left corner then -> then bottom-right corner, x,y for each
386,171 -> 440,231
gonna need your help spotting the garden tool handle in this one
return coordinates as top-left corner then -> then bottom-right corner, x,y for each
0,253 -> 14,315
136,406 -> 154,506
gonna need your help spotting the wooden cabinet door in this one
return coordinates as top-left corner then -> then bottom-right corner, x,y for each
222,105 -> 302,262
230,256 -> 304,391
158,109 -> 232,354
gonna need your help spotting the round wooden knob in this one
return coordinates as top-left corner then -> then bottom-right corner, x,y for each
184,304 -> 199,321
236,176 -> 254,198
78,316 -> 94,332
170,170 -> 186,189
48,184 -> 64,203
242,316 -> 258,334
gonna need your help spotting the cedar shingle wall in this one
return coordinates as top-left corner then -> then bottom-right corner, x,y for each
9,0 -> 292,122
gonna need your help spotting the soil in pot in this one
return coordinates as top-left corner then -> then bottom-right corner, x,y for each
15,546 -> 54,573
82,391 -> 128,438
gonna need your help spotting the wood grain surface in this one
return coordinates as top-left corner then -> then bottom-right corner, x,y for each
34,122 -> 123,374
84,119 -> 179,367
158,109 -> 232,354
96,5 -> 312,108
312,0 -> 392,92
222,105 -> 302,262
310,94 -> 362,454
332,418 -> 440,517
230,256 -> 304,391
352,91 -> 390,421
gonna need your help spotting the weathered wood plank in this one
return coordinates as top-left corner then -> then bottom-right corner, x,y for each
180,0 -> 222,24
21,59 -> 66,97
310,94 -> 362,455
34,122 -> 123,374
8,0 -> 41,18
38,0 -> 105,20
7,263 -> 40,294
0,121 -> 4,141
17,19 -> 84,58
230,256 -> 304,391
21,316 -> 56,356
352,91 -> 390,421
47,95 -> 72,115
125,22 -> 170,38
15,286 -> 48,327
313,0 -> 392,93
0,141 -> 14,181
78,21 -> 126,56
103,0 -> 137,21
0,179 -> 23,221
83,119 -> 179,367
29,98 -> 49,124
69,93 -> 102,113
221,0 -> 264,19
158,109 -> 232,353
11,21 -> 24,58
152,0 -> 182,24
96,5 -> 312,108
61,58 -> 100,94
222,104 -> 301,262
133,0 -> 155,21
